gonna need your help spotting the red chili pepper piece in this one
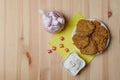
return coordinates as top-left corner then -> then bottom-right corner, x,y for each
65,48 -> 69,53
59,36 -> 65,41
52,46 -> 56,50
59,44 -> 64,48
48,50 -> 52,54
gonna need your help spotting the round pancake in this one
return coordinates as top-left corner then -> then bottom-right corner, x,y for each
72,19 -> 110,55
92,33 -> 107,52
91,20 -> 100,26
72,34 -> 90,49
80,39 -> 97,55
94,25 -> 108,38
76,20 -> 95,36
92,24 -> 108,52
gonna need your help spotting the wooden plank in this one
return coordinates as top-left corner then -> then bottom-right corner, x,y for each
16,0 -> 23,80
20,0 -> 30,80
89,0 -> 102,19
29,0 -> 40,80
108,16 -> 120,80
23,0 -> 30,47
20,54 -> 29,80
16,0 -> 30,80
0,0 -> 5,80
5,0 -> 18,80
108,0 -> 120,80
81,0 -> 90,18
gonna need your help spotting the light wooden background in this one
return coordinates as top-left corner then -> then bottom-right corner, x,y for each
0,0 -> 120,80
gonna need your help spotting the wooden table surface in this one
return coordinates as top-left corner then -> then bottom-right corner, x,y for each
0,0 -> 120,80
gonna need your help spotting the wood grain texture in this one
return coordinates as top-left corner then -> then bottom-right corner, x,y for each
0,0 -> 120,80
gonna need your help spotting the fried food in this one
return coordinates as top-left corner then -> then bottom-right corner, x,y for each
91,20 -> 100,26
92,35 -> 107,52
92,25 -> 108,52
94,25 -> 108,38
76,20 -> 95,36
72,34 -> 89,49
72,19 -> 109,55
80,39 -> 97,55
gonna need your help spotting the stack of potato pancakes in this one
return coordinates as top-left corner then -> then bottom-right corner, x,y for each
72,20 -> 108,55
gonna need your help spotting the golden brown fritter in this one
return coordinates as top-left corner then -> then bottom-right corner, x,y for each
76,20 -> 95,36
80,39 -> 97,55
91,20 -> 100,26
94,36 -> 107,52
94,25 -> 108,38
92,27 -> 108,52
72,34 -> 90,49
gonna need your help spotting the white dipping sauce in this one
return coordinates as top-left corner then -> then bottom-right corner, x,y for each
62,52 -> 86,76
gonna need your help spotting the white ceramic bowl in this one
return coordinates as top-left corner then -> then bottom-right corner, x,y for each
62,52 -> 86,76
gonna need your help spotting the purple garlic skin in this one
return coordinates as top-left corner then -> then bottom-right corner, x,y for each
39,10 -> 65,33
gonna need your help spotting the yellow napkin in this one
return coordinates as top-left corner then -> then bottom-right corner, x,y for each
48,13 -> 95,64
